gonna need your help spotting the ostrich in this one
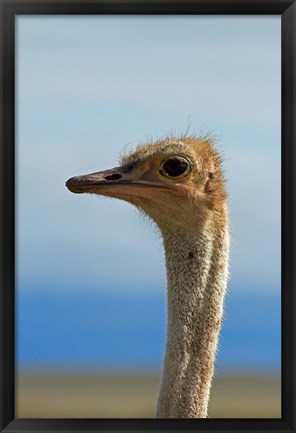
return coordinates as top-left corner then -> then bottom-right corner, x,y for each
66,136 -> 229,418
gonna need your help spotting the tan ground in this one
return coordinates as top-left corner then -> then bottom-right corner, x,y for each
16,370 -> 281,418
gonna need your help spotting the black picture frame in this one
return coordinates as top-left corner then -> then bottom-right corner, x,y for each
0,0 -> 295,432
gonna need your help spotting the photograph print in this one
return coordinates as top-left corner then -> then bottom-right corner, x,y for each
15,14 -> 281,418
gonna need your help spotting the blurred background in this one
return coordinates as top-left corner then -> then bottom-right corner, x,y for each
15,16 -> 281,418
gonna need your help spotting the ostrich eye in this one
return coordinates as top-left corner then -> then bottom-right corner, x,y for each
161,157 -> 190,178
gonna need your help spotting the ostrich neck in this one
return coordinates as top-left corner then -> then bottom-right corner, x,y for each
156,212 -> 229,418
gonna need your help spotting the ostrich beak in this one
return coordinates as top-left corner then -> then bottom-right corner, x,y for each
66,166 -> 126,194
66,163 -> 172,198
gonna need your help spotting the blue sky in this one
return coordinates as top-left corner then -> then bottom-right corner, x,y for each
16,16 -> 281,295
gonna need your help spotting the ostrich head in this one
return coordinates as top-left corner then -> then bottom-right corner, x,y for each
66,136 -> 227,233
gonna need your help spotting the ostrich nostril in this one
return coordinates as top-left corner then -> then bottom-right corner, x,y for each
104,173 -> 122,181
